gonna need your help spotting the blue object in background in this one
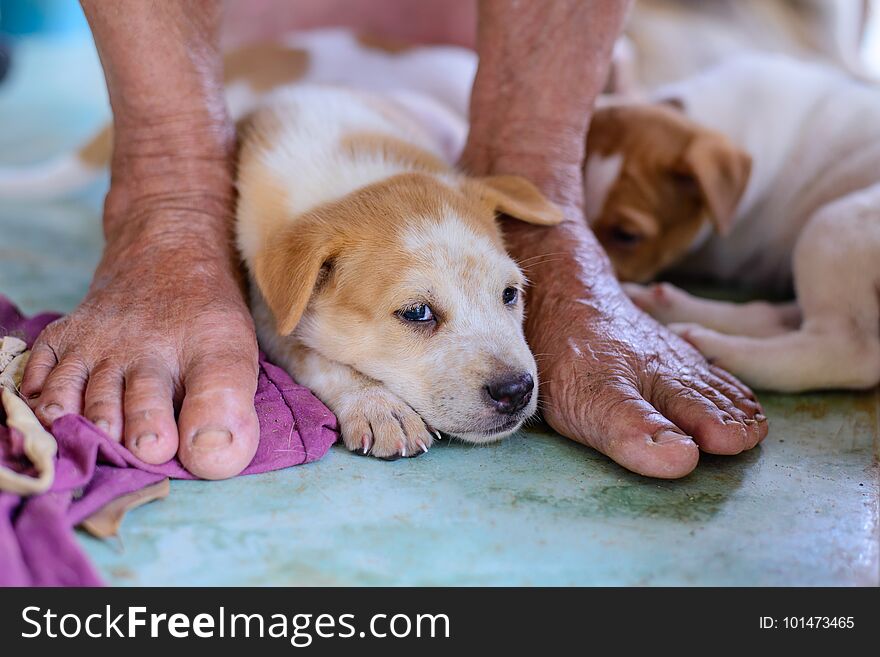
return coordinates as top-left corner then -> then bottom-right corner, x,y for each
0,39 -> 10,82
0,0 -> 89,36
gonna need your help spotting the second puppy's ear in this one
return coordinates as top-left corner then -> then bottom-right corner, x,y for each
253,220 -> 339,336
678,133 -> 751,235
470,175 -> 564,226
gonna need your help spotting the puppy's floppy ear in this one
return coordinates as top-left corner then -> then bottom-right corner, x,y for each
678,133 -> 751,235
472,175 -> 564,226
253,221 -> 338,336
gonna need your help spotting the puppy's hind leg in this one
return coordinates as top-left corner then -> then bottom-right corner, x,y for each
625,282 -> 800,337
671,192 -> 880,392
669,323 -> 880,392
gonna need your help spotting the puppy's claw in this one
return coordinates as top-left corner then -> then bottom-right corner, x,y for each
417,440 -> 428,454
362,434 -> 372,455
434,430 -> 442,441
400,443 -> 407,458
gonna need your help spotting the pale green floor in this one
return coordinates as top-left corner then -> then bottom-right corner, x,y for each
1,36 -> 877,586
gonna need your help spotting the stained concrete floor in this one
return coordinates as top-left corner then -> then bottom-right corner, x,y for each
1,35 -> 877,586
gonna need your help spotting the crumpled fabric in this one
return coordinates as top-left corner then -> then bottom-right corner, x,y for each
0,296 -> 338,586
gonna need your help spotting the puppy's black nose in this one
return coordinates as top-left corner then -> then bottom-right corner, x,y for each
485,372 -> 534,415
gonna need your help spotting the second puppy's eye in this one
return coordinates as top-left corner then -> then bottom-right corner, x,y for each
502,287 -> 519,305
399,304 -> 434,323
610,225 -> 644,246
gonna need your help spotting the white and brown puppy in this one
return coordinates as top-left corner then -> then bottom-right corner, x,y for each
238,86 -> 561,458
586,54 -> 880,393
0,30 -> 561,458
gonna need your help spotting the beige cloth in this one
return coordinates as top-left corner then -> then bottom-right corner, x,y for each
0,336 -> 57,495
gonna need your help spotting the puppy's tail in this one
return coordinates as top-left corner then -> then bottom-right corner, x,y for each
0,125 -> 111,199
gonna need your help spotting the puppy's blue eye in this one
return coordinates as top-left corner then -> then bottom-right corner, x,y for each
502,287 -> 518,305
399,304 -> 434,323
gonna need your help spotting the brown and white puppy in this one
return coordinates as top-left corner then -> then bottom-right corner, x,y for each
238,86 -> 561,458
0,30 -> 562,457
585,54 -> 880,393
585,101 -> 751,283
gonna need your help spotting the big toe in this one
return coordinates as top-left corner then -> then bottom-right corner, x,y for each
601,399 -> 700,479
176,358 -> 259,480
548,392 -> 699,479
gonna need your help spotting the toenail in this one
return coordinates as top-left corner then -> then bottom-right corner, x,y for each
755,414 -> 767,422
652,429 -> 692,444
94,419 -> 111,433
192,428 -> 233,449
42,403 -> 64,420
135,433 -> 158,449
743,418 -> 757,425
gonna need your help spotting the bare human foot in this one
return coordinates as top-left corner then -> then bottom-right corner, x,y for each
464,0 -> 767,478
514,216 -> 767,477
21,196 -> 260,480
20,1 -> 260,479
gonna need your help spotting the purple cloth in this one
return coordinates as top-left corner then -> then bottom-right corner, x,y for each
0,297 -> 338,586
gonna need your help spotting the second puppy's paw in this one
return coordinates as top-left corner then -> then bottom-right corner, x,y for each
624,282 -> 691,324
668,322 -> 721,361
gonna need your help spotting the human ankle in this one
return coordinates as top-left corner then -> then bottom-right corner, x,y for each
93,197 -> 244,292
101,144 -> 237,249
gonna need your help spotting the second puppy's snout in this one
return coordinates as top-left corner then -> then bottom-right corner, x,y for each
485,372 -> 534,415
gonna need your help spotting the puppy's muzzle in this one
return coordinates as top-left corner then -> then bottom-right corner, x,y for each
484,372 -> 534,415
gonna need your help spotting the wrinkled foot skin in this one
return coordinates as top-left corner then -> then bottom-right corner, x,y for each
538,300 -> 768,478
456,186 -> 769,478
668,322 -> 777,389
459,0 -> 767,479
507,214 -> 769,478
335,386 -> 435,460
20,208 -> 261,480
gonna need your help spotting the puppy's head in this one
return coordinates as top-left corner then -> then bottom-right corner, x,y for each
254,172 -> 562,442
585,102 -> 752,282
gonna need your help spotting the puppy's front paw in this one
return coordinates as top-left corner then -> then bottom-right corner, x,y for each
334,386 -> 436,460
